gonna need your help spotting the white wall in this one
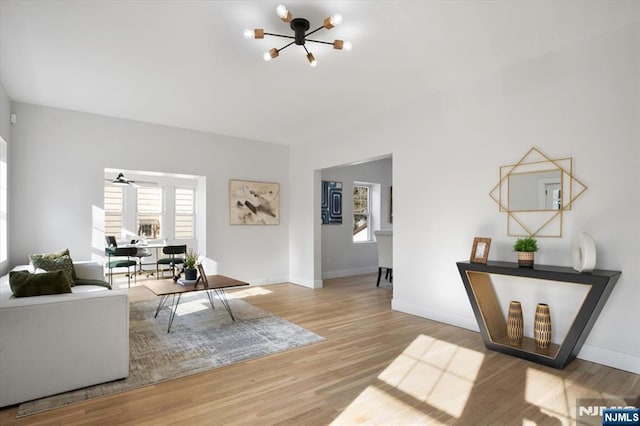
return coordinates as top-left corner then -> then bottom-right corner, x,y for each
321,157 -> 392,279
0,84 -> 9,145
9,103 -> 290,285
0,82 -> 11,276
289,23 -> 639,372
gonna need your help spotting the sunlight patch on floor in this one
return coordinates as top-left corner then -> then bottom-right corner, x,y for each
330,385 -> 442,425
329,334 -> 485,423
525,367 -> 572,424
378,334 -> 484,418
228,286 -> 273,299
175,299 -> 210,316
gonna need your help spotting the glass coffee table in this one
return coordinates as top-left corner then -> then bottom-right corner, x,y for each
144,275 -> 249,332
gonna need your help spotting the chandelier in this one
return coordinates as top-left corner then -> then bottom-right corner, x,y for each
243,4 -> 352,67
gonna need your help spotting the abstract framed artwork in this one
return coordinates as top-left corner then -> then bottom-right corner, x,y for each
321,181 -> 342,224
229,180 -> 280,225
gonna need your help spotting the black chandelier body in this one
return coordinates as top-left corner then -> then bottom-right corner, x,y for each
244,4 -> 351,67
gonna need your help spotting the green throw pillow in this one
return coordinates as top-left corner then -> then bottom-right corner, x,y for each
31,254 -> 75,286
29,248 -> 78,281
9,270 -> 73,297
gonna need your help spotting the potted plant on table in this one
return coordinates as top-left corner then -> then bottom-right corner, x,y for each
513,236 -> 538,267
183,249 -> 199,281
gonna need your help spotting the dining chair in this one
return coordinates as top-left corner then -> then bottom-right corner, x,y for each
374,231 -> 393,287
156,245 -> 187,279
105,246 -> 138,288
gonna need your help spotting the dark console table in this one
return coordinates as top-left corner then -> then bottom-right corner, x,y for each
456,260 -> 621,369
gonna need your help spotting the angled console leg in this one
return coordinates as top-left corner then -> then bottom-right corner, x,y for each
376,267 -> 382,287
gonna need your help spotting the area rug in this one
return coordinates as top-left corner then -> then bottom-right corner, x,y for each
16,292 -> 324,417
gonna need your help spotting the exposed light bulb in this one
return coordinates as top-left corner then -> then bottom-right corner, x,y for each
343,41 -> 352,51
329,14 -> 343,26
276,4 -> 291,22
307,52 -> 317,67
264,48 -> 279,62
243,29 -> 253,39
276,4 -> 288,19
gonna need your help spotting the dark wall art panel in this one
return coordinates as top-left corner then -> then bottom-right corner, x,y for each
321,181 -> 342,225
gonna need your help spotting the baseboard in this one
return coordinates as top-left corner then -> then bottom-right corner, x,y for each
246,277 -> 291,286
578,344 -> 640,374
391,298 -> 479,332
288,276 -> 323,289
321,266 -> 378,279
392,298 -> 639,374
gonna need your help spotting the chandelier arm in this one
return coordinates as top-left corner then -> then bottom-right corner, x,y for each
305,39 -> 334,46
277,41 -> 296,52
305,25 -> 326,38
263,32 -> 296,40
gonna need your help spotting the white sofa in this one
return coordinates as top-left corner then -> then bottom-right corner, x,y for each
0,261 -> 129,407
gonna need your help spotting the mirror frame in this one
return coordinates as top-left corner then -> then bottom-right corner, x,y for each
489,147 -> 588,237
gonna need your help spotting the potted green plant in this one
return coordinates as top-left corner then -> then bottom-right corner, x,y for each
513,236 -> 538,267
183,249 -> 199,280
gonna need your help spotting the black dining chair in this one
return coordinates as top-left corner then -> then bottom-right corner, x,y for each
156,245 -> 187,279
105,246 -> 138,288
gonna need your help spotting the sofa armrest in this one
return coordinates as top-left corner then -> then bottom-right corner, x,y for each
0,289 -> 129,407
73,261 -> 104,281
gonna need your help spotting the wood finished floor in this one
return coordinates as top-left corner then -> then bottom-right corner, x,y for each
1,273 -> 637,425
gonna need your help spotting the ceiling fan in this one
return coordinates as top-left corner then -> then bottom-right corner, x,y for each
105,173 -> 157,187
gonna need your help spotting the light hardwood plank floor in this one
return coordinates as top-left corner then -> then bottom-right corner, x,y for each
0,274 -> 637,425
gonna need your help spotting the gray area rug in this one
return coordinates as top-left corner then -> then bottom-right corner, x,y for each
17,293 -> 324,418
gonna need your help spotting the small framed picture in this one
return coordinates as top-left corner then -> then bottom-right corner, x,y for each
196,263 -> 209,288
470,237 -> 491,264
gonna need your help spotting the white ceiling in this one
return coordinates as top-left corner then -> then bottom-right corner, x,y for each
1,1 -> 638,146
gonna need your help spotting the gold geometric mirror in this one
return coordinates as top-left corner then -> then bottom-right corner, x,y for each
489,147 -> 587,237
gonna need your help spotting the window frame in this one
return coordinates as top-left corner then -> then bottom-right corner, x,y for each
136,186 -> 163,239
174,187 -> 195,240
352,183 -> 373,243
104,183 -> 125,240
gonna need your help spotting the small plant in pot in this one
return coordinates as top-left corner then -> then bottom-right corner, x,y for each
513,236 -> 538,267
183,249 -> 199,281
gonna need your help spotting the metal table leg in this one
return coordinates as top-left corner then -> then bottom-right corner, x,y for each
205,289 -> 216,311
154,294 -> 169,318
213,288 -> 236,321
167,293 -> 182,333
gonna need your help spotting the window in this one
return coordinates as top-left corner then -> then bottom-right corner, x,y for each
104,185 -> 124,239
103,170 -> 201,242
175,188 -> 195,239
0,138 -> 7,263
137,187 -> 162,239
353,184 -> 371,242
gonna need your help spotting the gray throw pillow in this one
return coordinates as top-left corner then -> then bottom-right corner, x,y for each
9,270 -> 73,297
